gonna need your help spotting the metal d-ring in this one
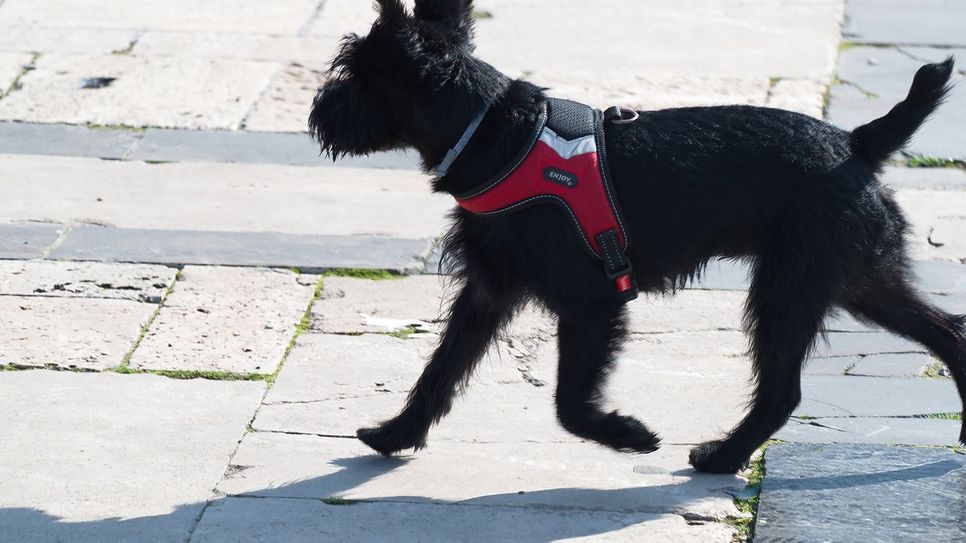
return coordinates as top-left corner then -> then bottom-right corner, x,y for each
610,107 -> 639,125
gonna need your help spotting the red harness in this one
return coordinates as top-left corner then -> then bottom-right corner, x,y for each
451,99 -> 638,302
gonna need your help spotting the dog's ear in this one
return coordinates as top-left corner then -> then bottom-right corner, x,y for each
375,0 -> 409,24
413,0 -> 475,47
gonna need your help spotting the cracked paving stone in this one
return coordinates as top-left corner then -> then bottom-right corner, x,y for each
894,190 -> 966,262
0,295 -> 155,370
828,46 -> 966,162
0,260 -> 176,302
0,54 -> 278,130
756,443 -> 966,543
192,496 -> 736,543
0,51 -> 33,91
0,222 -> 63,259
812,331 -> 925,358
847,352 -> 936,378
252,332 -> 575,442
0,0 -> 321,34
843,0 -> 966,47
803,356 -> 858,376
243,63 -> 325,133
217,432 -> 744,524
777,416 -> 962,447
128,266 -> 318,374
0,370 -> 265,542
795,375 -> 960,418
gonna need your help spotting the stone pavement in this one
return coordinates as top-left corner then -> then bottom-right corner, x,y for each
1,1 -> 965,542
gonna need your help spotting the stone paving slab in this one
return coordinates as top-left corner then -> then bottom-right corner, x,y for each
312,276 -> 452,334
690,257 -> 966,295
766,78 -> 827,119
756,443 -> 966,543
882,167 -> 966,191
0,370 -> 265,542
134,32 -> 331,66
828,46 -> 966,161
0,54 -> 278,130
473,0 -> 842,80
128,266 -> 316,374
796,375 -> 960,418
0,0 -> 321,34
847,352 -> 936,378
843,0 -> 966,47
895,189 -> 966,261
0,122 -> 422,167
50,227 -> 434,273
516,72 -> 772,116
812,331 -> 925,358
243,64 -> 322,133
0,260 -> 175,302
0,154 -> 446,238
0,222 -> 62,259
218,432 -> 744,521
0,295 -> 154,370
255,326 -> 752,446
192,496 -> 735,543
127,127 -> 419,168
0,122 -> 137,160
803,356 -> 857,376
0,25 -> 135,55
777,417 -> 962,447
0,51 -> 31,92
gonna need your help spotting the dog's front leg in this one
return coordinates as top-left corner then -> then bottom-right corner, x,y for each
555,308 -> 661,453
357,278 -> 519,455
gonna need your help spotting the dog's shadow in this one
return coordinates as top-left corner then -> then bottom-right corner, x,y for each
3,453 -> 964,542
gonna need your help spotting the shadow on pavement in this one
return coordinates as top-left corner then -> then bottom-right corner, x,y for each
2,451 -> 961,542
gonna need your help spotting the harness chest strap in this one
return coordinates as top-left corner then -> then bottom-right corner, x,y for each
449,98 -> 639,302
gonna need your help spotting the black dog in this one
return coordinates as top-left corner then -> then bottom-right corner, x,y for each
309,0 -> 964,474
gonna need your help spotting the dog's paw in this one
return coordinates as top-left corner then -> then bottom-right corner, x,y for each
688,440 -> 748,474
357,423 -> 426,456
598,412 -> 661,454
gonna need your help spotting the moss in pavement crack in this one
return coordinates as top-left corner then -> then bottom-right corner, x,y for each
323,268 -> 404,281
728,443 -> 768,542
265,275 -> 325,387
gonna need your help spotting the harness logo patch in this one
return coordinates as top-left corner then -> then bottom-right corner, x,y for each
543,167 -> 578,188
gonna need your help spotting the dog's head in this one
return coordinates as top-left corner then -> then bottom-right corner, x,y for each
309,0 -> 505,163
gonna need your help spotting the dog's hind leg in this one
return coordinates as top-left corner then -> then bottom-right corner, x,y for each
357,279 -> 520,455
690,241 -> 839,473
555,307 -> 661,453
844,275 -> 966,444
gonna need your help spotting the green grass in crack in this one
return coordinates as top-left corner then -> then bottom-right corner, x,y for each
115,367 -> 270,381
266,276 -> 325,387
729,445 -> 768,542
84,123 -> 147,133
323,268 -> 404,281
2,52 -> 40,98
110,39 -> 137,56
906,156 -> 964,169
386,325 -> 421,340
917,412 -> 963,421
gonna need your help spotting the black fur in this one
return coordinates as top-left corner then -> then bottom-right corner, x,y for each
309,1 -> 964,474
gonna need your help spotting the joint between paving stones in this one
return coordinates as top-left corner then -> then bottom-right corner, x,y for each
114,269 -> 181,372
1,52 -> 40,101
726,442 -> 771,542
322,268 -> 406,281
110,32 -> 141,56
298,0 -> 330,37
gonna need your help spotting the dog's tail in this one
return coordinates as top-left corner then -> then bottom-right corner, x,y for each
850,57 -> 955,163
